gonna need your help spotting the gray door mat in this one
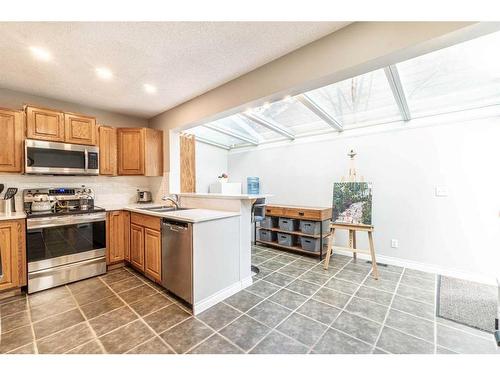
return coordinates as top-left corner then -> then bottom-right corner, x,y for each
437,275 -> 497,333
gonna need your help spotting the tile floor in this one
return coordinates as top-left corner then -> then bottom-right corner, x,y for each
1,245 -> 499,354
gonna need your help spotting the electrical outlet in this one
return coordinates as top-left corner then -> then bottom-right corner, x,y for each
435,186 -> 449,197
391,239 -> 399,248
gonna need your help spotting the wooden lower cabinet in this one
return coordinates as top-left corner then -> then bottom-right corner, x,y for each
144,228 -> 162,281
0,220 -> 26,292
130,223 -> 145,271
106,211 -> 130,265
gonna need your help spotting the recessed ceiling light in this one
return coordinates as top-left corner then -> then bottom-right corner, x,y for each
95,67 -> 113,80
29,46 -> 52,61
262,102 -> 271,109
143,84 -> 157,94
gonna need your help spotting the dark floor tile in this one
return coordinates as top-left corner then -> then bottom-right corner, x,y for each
251,255 -> 269,265
0,325 -> 34,354
313,328 -> 372,354
311,264 -> 342,276
129,292 -> 173,316
272,254 -> 299,265
143,304 -> 191,333
107,276 -> 144,293
37,322 -> 94,354
254,266 -> 273,278
371,269 -> 401,282
224,290 -> 263,312
259,259 -> 287,271
219,315 -> 270,352
80,295 -> 124,320
0,293 -> 25,306
8,342 -> 36,354
403,268 -> 436,281
99,320 -> 154,354
72,285 -> 114,306
372,347 -> 389,354
436,346 -> 457,354
100,268 -> 134,284
400,274 -> 435,291
160,318 -> 213,353
33,308 -> 85,339
245,280 -> 281,298
355,286 -> 393,306
342,263 -> 372,275
128,337 -> 174,354
396,283 -> 435,305
376,326 -> 434,354
436,324 -> 498,354
197,303 -> 241,330
297,299 -> 341,325
325,278 -> 359,295
345,297 -> 389,323
28,286 -> 71,308
298,271 -> 331,285
286,279 -> 321,297
435,317 -> 492,340
332,311 -> 381,344
0,297 -> 28,317
312,287 -> 351,309
362,276 -> 398,293
247,300 -> 291,328
67,339 -> 105,354
277,313 -> 327,346
335,269 -> 368,284
269,289 -> 307,310
278,264 -> 307,278
264,272 -> 295,287
391,295 -> 435,320
188,334 -> 243,354
118,284 -> 157,304
67,277 -> 107,295
30,295 -> 76,322
89,306 -> 138,336
373,263 -> 404,274
1,310 -> 30,333
385,309 -> 435,342
250,331 -> 308,354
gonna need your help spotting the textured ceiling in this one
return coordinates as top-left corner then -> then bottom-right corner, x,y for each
0,22 -> 350,118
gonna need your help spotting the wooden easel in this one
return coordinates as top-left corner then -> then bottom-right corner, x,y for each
324,150 -> 379,279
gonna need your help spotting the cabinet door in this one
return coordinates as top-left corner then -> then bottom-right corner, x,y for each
123,211 -> 130,262
144,228 -> 162,281
130,223 -> 145,271
26,106 -> 65,142
99,125 -> 117,175
64,113 -> 97,145
117,128 -> 144,175
0,108 -> 24,173
0,221 -> 21,291
107,211 -> 125,264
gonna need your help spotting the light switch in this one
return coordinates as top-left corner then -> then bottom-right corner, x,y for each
435,186 -> 449,197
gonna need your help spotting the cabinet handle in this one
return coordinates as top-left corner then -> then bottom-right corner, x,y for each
298,212 -> 305,216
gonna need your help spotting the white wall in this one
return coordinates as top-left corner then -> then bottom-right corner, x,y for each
227,111 -> 500,283
195,142 -> 228,193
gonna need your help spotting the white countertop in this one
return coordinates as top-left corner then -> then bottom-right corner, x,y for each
0,212 -> 26,221
100,203 -> 240,223
177,193 -> 271,200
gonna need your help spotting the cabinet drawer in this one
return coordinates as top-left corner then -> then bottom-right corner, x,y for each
284,208 -> 322,220
264,206 -> 284,216
130,212 -> 161,231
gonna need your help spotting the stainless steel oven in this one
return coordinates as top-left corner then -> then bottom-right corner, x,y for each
25,139 -> 99,175
26,212 -> 106,293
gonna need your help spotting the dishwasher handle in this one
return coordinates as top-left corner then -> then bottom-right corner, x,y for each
162,219 -> 190,232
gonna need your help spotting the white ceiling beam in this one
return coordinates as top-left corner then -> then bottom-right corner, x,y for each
296,94 -> 343,131
194,135 -> 232,150
384,65 -> 411,121
234,115 -> 265,142
241,112 -> 295,140
203,124 -> 259,145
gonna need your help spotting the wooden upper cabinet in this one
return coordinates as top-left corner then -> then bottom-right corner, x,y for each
26,105 -> 65,142
99,125 -> 117,175
0,220 -> 26,291
117,128 -> 163,176
0,108 -> 24,173
144,228 -> 162,281
64,113 -> 97,145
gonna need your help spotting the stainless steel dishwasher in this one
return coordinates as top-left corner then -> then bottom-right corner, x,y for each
161,219 -> 193,304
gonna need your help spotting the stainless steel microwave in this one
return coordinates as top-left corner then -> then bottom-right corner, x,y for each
25,139 -> 99,175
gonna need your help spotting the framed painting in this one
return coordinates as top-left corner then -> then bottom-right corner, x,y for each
332,182 -> 373,225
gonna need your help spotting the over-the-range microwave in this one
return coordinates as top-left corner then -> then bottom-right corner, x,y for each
25,139 -> 99,175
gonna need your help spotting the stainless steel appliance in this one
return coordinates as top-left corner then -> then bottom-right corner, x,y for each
161,219 -> 193,304
24,187 -> 106,293
137,190 -> 152,203
25,139 -> 99,175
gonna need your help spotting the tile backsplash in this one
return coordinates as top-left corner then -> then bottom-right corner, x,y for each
0,174 -> 153,210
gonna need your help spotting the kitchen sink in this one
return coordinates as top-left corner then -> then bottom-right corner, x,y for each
141,206 -> 190,213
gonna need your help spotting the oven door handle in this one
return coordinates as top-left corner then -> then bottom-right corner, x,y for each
27,214 -> 106,229
84,148 -> 89,172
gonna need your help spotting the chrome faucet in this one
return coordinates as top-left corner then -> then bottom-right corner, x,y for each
162,194 -> 180,209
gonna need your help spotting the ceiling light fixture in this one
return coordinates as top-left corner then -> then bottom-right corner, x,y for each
95,67 -> 113,80
29,46 -> 52,61
262,102 -> 271,109
143,84 -> 157,94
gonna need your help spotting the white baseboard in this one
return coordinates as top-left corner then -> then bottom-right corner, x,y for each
192,277 -> 254,315
334,249 -> 497,286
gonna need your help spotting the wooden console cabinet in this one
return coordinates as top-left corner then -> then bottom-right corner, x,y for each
0,108 -> 24,173
0,220 -> 26,292
129,212 -> 162,281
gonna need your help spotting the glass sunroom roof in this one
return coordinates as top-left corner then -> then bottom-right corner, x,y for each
187,29 -> 500,149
